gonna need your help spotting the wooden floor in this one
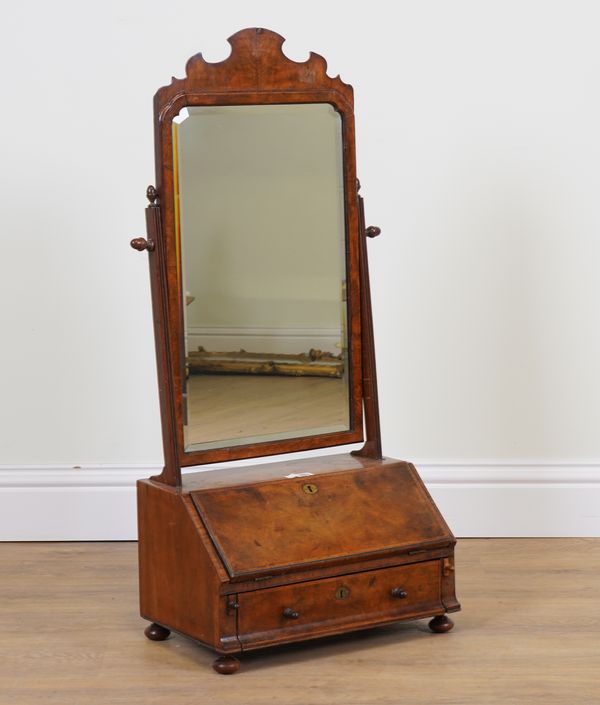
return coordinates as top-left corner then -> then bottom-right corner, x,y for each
1,539 -> 599,704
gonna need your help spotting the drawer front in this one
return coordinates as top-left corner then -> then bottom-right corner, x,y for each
237,559 -> 442,648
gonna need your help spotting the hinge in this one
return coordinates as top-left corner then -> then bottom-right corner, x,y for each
443,557 -> 455,577
226,598 -> 239,615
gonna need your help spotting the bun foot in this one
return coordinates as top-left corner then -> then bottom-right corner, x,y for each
213,656 -> 241,675
144,622 -> 171,641
428,615 -> 454,633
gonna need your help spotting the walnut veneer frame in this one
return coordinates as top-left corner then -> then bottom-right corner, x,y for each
138,28 -> 383,484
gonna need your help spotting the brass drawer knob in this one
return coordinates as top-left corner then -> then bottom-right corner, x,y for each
283,607 -> 300,619
391,587 -> 408,599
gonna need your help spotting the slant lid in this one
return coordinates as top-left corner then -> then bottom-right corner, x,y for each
190,461 -> 452,581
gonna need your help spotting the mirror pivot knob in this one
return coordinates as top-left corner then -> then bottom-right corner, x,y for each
130,237 -> 155,252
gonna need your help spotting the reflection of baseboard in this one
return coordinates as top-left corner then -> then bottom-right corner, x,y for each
186,326 -> 341,355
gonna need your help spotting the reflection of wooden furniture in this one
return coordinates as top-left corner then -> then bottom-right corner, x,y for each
131,28 -> 459,675
187,347 -> 344,378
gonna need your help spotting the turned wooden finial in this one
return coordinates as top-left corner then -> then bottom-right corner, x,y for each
146,185 -> 159,204
130,237 -> 155,252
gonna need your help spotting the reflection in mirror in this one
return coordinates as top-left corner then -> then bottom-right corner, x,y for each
173,103 -> 349,452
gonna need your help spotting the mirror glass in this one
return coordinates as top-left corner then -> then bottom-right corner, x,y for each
173,103 -> 350,452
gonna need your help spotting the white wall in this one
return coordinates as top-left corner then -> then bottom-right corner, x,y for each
1,0 -> 599,538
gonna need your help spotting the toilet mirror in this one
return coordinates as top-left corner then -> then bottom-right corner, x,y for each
140,28 -> 367,473
173,103 -> 350,452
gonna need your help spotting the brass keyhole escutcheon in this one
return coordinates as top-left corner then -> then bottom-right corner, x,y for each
302,483 -> 318,495
335,586 -> 350,600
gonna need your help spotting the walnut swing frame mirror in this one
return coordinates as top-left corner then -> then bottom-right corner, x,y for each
132,28 -> 459,675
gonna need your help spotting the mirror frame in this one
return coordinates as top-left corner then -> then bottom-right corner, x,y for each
145,29 -> 368,482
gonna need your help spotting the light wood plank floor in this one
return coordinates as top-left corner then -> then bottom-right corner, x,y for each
1,539 -> 598,704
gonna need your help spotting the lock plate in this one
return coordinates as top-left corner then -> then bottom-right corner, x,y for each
302,483 -> 318,495
335,586 -> 351,599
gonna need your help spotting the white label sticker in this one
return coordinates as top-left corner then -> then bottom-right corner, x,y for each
284,472 -> 315,479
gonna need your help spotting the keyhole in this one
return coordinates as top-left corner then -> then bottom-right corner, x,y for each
302,483 -> 318,495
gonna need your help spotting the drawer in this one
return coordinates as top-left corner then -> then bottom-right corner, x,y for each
237,559 -> 443,648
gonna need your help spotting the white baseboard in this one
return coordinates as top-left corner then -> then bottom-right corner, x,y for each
0,465 -> 156,541
187,325 -> 341,355
415,462 -> 600,538
1,460 -> 599,540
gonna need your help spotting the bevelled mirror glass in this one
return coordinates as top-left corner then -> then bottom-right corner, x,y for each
172,103 -> 350,452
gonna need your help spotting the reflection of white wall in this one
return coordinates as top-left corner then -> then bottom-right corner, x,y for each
176,105 -> 345,353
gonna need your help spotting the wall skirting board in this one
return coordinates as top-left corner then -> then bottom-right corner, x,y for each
1,460 -> 599,540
